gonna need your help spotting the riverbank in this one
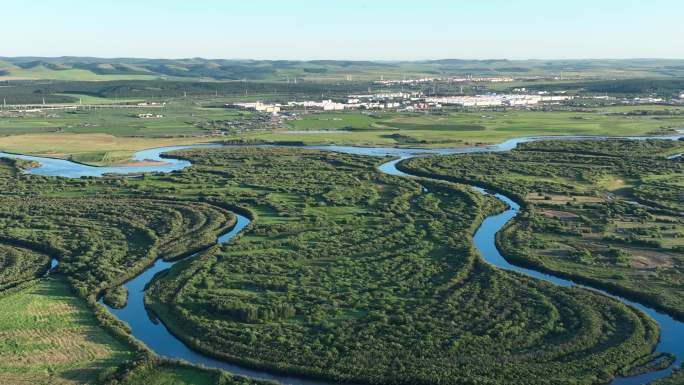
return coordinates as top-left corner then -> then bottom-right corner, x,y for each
1,137 -> 682,385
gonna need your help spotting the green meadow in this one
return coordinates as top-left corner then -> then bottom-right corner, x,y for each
255,106 -> 684,146
2,103 -> 683,165
0,279 -> 134,385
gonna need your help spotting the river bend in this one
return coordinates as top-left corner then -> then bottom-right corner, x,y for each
2,134 -> 683,385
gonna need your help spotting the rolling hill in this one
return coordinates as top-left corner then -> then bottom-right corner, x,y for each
2,57 -> 684,82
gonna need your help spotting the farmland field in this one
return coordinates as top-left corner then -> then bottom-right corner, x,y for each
2,103 -> 684,165
0,133 -> 215,165
261,107 -> 684,146
0,279 -> 134,385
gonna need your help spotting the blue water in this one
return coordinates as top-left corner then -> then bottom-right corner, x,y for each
101,215 -> 327,385
0,144 -> 220,178
2,134 -> 683,384
467,194 -> 683,385
314,140 -> 684,385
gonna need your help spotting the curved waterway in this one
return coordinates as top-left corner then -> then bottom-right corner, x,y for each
102,215 -> 332,385
0,144 -> 221,178
2,133 -> 683,385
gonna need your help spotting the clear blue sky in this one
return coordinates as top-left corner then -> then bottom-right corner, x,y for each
2,0 -> 683,60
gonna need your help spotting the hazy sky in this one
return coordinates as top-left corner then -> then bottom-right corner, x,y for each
2,0 -> 683,60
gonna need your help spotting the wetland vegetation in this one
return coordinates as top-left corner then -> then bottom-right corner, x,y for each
1,114 -> 683,384
401,139 -> 684,320
0,144 -> 673,384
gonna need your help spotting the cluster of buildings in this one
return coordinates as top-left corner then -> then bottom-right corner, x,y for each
427,94 -> 573,107
449,76 -> 514,83
136,102 -> 166,107
232,102 -> 281,114
287,100 -> 345,111
373,77 -> 438,86
229,91 -> 575,114
631,97 -> 664,104
136,113 -> 164,119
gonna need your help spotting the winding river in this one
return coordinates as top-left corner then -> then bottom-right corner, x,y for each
2,134 -> 683,385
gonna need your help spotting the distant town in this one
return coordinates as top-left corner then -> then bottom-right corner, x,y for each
228,89 -> 684,115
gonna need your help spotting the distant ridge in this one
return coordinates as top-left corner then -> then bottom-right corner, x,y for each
2,57 -> 684,81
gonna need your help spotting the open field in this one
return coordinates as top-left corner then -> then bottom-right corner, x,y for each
0,133 -> 217,165
0,279 -> 134,385
1,103 -> 683,165
0,100 -> 249,136
252,107 -> 684,146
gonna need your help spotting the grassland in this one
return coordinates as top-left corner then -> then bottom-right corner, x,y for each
0,133 -> 216,165
243,106 -> 684,148
0,61 -> 159,81
0,278 -> 262,385
2,103 -> 683,165
0,279 -> 134,385
0,101 -> 248,136
0,98 -> 254,164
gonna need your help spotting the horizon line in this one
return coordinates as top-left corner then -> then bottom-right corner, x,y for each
3,56 -> 684,62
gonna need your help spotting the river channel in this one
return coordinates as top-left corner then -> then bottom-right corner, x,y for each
2,134 -> 683,385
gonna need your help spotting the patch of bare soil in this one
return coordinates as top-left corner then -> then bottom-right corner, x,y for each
628,248 -> 674,269
527,193 -> 604,205
540,209 -> 580,220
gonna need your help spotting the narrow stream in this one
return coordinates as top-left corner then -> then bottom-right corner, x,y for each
1,133 -> 683,385
101,215 -> 329,385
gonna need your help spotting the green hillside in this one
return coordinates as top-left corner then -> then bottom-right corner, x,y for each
3,57 -> 684,81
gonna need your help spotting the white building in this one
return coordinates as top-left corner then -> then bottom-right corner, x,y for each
540,95 -> 573,102
137,113 -> 164,119
231,102 -> 281,114
426,94 -> 571,108
323,102 -> 345,111
288,100 -> 345,111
